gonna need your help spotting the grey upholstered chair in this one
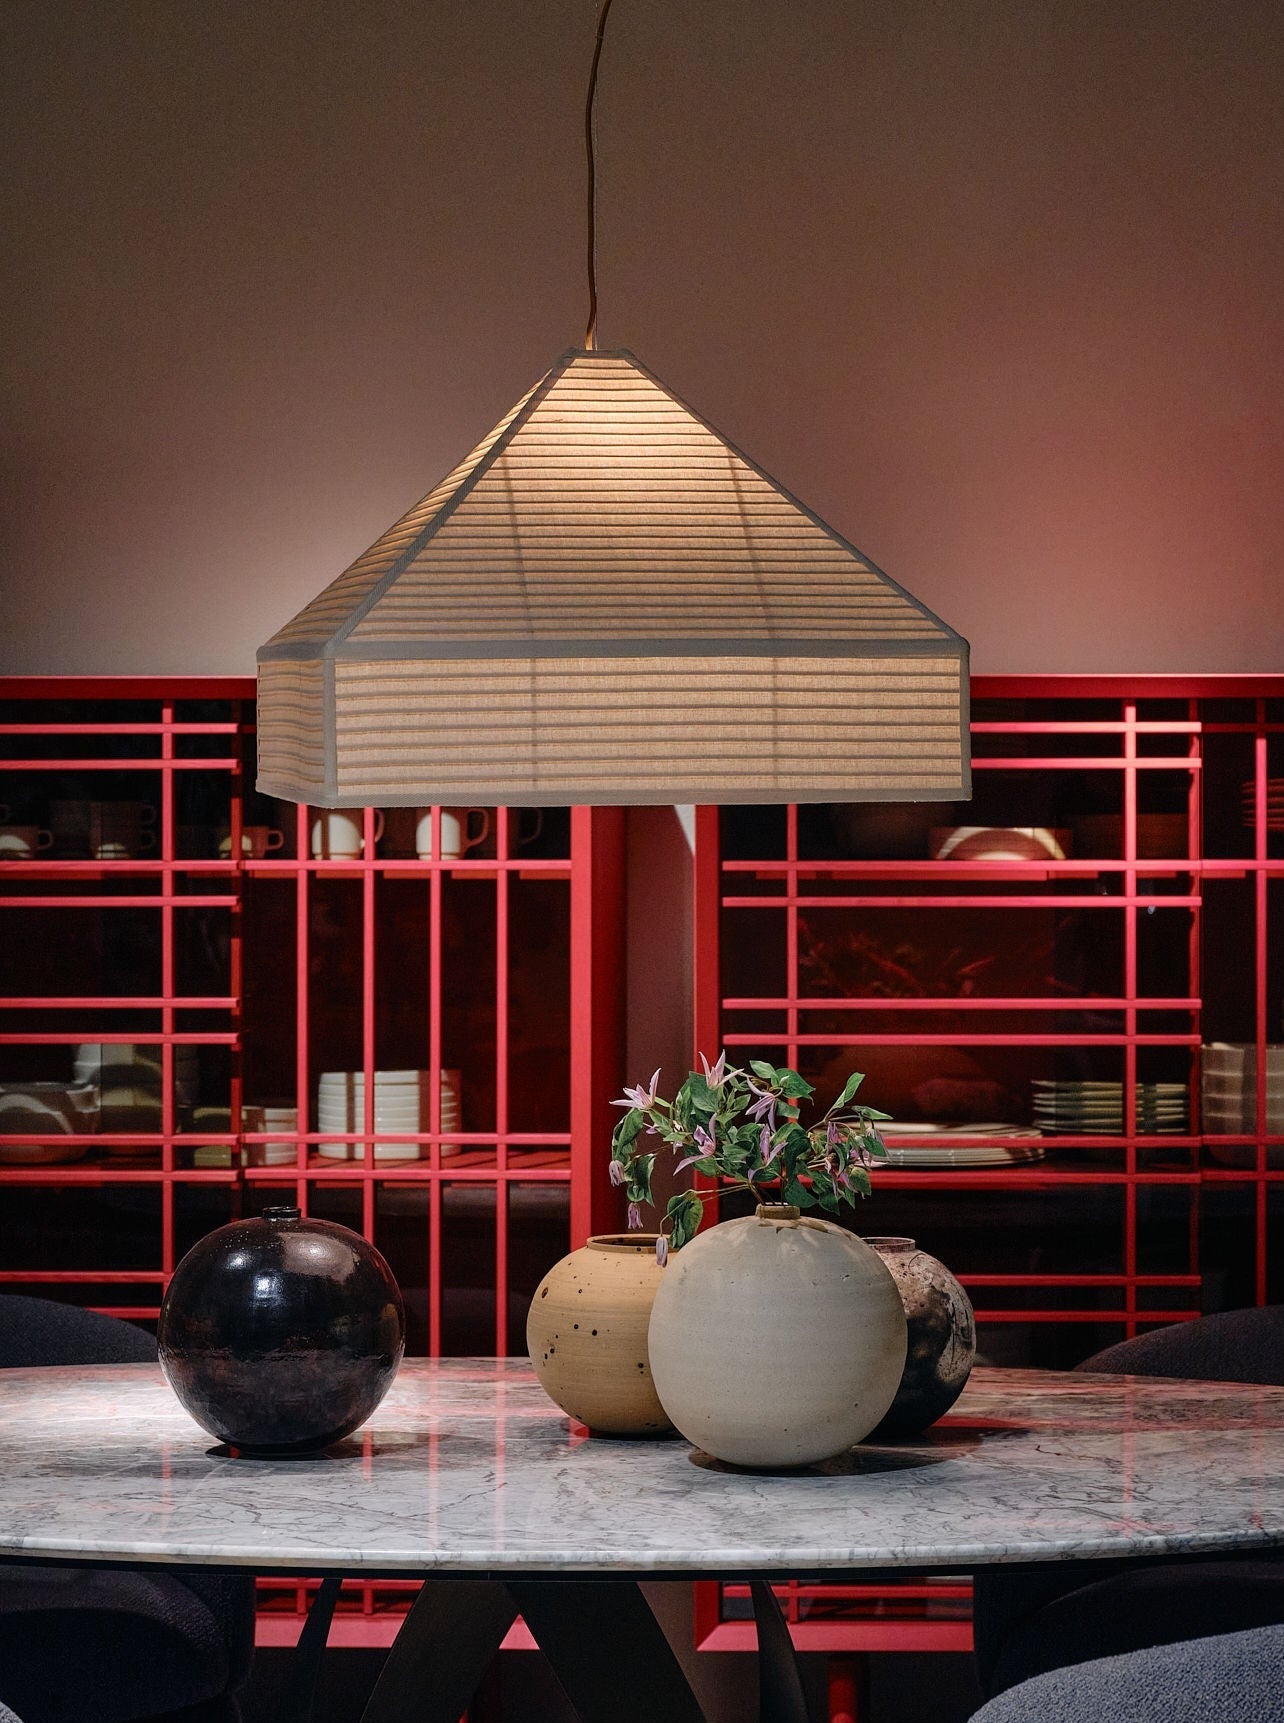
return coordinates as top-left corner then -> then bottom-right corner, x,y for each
971,1306 -> 1284,1701
0,1295 -> 256,1723
970,1622 -> 1284,1722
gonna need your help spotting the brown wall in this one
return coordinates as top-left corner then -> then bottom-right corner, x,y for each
1,0 -> 1281,675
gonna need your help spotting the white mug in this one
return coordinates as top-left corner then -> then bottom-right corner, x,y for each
420,807 -> 490,860
0,826 -> 54,859
219,826 -> 285,859
311,810 -> 384,859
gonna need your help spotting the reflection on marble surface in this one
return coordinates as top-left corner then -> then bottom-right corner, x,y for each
2,1361 -> 1284,1575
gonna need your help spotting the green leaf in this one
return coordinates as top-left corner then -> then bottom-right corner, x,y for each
684,1072 -> 719,1114
860,1107 -> 892,1122
665,1189 -> 705,1253
782,1177 -> 810,1207
625,1152 -> 656,1206
816,1188 -> 841,1213
832,1071 -> 866,1111
777,1068 -> 815,1099
749,1059 -> 778,1082
610,1107 -> 646,1155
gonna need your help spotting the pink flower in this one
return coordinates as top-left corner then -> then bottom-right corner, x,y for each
612,1068 -> 662,1110
627,1202 -> 643,1230
758,1125 -> 780,1168
699,1051 -> 729,1090
746,1079 -> 777,1127
608,1159 -> 625,1187
655,1235 -> 669,1266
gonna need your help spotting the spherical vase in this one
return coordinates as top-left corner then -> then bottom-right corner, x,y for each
158,1204 -> 405,1453
865,1237 -> 975,1436
527,1234 -> 673,1436
647,1205 -> 907,1468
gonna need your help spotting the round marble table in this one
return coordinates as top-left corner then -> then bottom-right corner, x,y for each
3,1359 -> 1284,1576
4,1360 -> 1284,1723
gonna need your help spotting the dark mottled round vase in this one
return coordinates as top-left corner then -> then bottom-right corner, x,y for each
158,1205 -> 405,1454
865,1237 -> 975,1436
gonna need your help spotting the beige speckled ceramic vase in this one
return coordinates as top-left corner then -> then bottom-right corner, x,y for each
647,1205 -> 908,1467
526,1234 -> 674,1436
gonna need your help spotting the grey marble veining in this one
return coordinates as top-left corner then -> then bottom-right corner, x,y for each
2,1360 -> 1284,1576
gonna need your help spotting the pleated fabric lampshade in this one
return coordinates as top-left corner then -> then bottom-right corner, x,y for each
257,348 -> 970,806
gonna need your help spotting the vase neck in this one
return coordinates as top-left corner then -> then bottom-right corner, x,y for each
755,1204 -> 801,1223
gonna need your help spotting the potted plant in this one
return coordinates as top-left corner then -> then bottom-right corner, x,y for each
611,1053 -> 910,1468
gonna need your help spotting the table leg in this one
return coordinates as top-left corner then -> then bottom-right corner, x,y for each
278,1574 -> 343,1723
750,1580 -> 811,1723
358,1579 -> 518,1723
506,1581 -> 707,1723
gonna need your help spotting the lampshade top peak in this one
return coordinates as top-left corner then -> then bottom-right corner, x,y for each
260,347 -> 964,664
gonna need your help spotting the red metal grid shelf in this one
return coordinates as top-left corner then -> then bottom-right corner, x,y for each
693,674 -> 1284,1655
0,675 -> 626,1650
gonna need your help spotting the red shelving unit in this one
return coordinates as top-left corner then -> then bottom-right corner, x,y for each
0,674 -> 625,1644
693,674 -> 1284,1656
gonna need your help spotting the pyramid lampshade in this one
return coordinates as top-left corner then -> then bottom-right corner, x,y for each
257,349 -> 970,807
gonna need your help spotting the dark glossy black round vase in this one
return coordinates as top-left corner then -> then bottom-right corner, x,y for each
158,1205 -> 405,1454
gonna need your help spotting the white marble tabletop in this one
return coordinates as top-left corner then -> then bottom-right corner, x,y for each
2,1360 -> 1284,1577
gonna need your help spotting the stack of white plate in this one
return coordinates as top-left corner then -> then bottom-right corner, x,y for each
316,1069 -> 461,1160
1240,779 -> 1284,832
882,1122 -> 1044,1168
241,1102 -> 300,1166
1032,1079 -> 1189,1135
1202,1044 -> 1284,1135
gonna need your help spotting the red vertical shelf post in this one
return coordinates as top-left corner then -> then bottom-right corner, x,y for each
568,805 -> 626,1246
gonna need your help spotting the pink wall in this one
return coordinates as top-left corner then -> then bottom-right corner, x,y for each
1,0 -> 1281,675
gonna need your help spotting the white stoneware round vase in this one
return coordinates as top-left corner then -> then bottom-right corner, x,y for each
647,1204 -> 908,1467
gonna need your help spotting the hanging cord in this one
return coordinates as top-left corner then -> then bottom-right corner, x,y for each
584,0 -> 616,350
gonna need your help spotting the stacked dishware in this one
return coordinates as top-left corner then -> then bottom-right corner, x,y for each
74,1043 -> 198,1150
1032,1079 -> 1189,1134
316,1069 -> 461,1160
1201,1044 -> 1284,1135
0,1081 -> 99,1163
881,1122 -> 1043,1168
1240,779 -> 1284,832
241,1102 -> 300,1165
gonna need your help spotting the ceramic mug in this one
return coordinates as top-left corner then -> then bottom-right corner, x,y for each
89,801 -> 157,860
513,809 -> 544,850
218,827 -> 285,859
311,811 -> 384,859
0,826 -> 54,859
419,807 -> 489,860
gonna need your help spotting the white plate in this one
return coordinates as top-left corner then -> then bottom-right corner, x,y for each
1032,1078 -> 1187,1087
315,1142 -> 433,1162
884,1144 -> 1045,1168
316,1105 -> 430,1123
245,1142 -> 301,1165
319,1068 -> 428,1084
884,1124 -> 1041,1142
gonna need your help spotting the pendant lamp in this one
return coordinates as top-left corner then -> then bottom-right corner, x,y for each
256,5 -> 970,809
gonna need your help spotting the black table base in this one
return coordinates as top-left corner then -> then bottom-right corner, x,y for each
281,1574 -> 812,1723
